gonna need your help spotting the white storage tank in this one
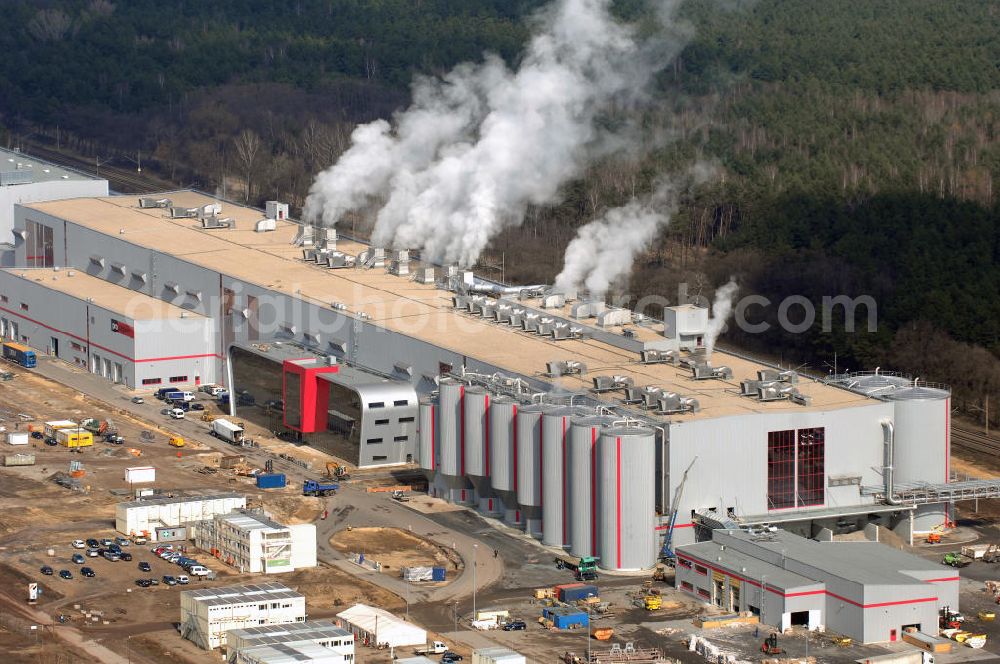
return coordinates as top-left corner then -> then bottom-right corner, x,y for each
464,386 -> 497,514
596,427 -> 656,571
515,403 -> 549,537
888,384 -> 950,486
418,399 -> 435,477
488,397 -> 520,525
541,407 -> 576,548
436,379 -> 472,504
568,415 -> 614,558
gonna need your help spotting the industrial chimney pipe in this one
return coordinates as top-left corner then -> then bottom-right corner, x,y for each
880,419 -> 901,505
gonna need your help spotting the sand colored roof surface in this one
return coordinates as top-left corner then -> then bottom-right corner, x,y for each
2,267 -> 205,320
27,192 -> 868,421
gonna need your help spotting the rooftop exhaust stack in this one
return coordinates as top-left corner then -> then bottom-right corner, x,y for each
388,250 -> 409,276
662,304 -> 708,353
415,267 -> 435,284
292,223 -> 315,247
547,360 -> 587,377
139,197 -> 171,209
325,252 -> 356,269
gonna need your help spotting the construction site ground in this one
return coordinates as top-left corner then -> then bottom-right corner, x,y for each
3,357 -> 1000,662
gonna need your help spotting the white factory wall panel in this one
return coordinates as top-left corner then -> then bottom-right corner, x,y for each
595,427 -> 656,570
667,401 -> 893,548
1,179 -> 108,244
132,317 -> 217,387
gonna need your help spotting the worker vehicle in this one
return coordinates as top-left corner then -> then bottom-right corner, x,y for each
59,570 -> 73,580
72,540 -> 85,549
188,565 -> 210,576
138,561 -> 151,572
303,479 -> 339,496
86,538 -> 99,548
135,578 -> 154,588
502,620 -> 527,631
155,388 -> 175,399
643,594 -> 662,611
441,654 -> 463,663
120,552 -> 133,561
168,408 -> 185,419
943,552 -> 970,568
132,535 -> 147,545
86,548 -> 98,557
2,342 -> 36,368
164,391 -> 195,402
162,575 -> 177,586
100,538 -> 113,547
176,575 -> 189,585
760,633 -> 783,655
210,418 -> 245,444
978,610 -> 995,622
201,384 -> 227,396
325,461 -> 350,480
131,396 -> 144,404
71,554 -> 85,565
927,533 -> 942,544
190,403 -> 205,411
391,490 -> 410,502
940,606 -> 964,629
40,565 -> 53,576
81,567 -> 95,578
115,537 -> 129,547
30,431 -> 43,439
103,551 -> 120,562
415,641 -> 449,655
169,436 -> 185,448
555,555 -> 599,581
104,433 -> 124,444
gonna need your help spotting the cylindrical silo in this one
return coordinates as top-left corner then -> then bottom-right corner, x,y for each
488,397 -> 520,525
437,378 -> 472,504
516,403 -> 549,538
418,399 -> 435,480
888,384 -> 950,529
464,387 -> 498,514
542,407 -> 576,548
596,427 -> 657,571
568,415 -> 614,558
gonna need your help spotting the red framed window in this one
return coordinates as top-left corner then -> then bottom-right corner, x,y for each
142,378 -> 162,385
767,429 -> 796,509
695,565 -> 708,576
797,428 -> 825,507
697,588 -> 710,599
678,558 -> 692,569
681,581 -> 693,591
169,375 -> 188,383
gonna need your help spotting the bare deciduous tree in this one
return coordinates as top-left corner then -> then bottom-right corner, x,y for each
233,129 -> 261,202
27,9 -> 74,42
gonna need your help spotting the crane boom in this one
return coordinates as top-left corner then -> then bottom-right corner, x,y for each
661,456 -> 697,563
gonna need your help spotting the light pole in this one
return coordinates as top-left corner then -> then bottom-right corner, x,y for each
452,601 -> 458,634
472,543 -> 478,622
405,576 -> 410,621
586,593 -> 594,663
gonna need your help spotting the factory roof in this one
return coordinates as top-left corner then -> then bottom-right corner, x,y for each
1,267 -> 207,320
182,582 -> 303,608
25,192 -> 871,421
0,147 -> 103,185
677,542 -> 823,593
217,510 -> 289,533
227,620 -> 352,645
117,492 -> 244,510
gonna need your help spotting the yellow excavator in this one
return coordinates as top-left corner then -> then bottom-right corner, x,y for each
326,462 -> 350,480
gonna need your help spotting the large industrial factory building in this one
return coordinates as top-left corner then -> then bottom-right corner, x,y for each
4,191 -> 984,579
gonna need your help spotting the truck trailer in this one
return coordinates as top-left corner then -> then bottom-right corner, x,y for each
210,418 -> 245,444
2,342 -> 36,368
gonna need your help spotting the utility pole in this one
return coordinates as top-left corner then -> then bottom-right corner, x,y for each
472,543 -> 478,622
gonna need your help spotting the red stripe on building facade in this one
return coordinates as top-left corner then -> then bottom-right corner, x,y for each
590,427 -> 597,555
616,436 -> 622,569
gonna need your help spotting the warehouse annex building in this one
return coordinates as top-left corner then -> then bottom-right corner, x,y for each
8,190 -> 1000,577
675,529 -> 959,644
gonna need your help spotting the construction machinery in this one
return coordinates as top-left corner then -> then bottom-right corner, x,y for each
169,436 -> 185,448
651,564 -> 670,583
760,633 -> 783,655
643,594 -> 662,611
325,461 -> 350,480
660,457 -> 697,565
978,610 -> 995,622
927,524 -> 946,544
391,489 -> 410,502
940,606 -> 965,630
943,552 -> 970,568
303,479 -> 339,496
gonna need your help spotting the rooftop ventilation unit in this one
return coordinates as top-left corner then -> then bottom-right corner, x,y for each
537,317 -> 556,335
139,197 -> 171,209
570,300 -> 606,319
200,216 -> 234,229
170,207 -> 199,219
415,267 -> 435,284
508,306 -> 526,326
597,307 -> 632,327
592,375 -> 634,393
389,259 -> 409,276
265,201 -> 289,221
494,302 -> 513,323
690,364 -> 734,380
622,386 -> 645,404
547,360 -> 587,377
758,369 -> 799,384
640,349 -> 679,365
359,247 -> 385,269
292,224 -> 315,247
656,393 -> 700,414
641,386 -> 664,409
540,293 -> 566,309
480,302 -> 498,319
740,370 -> 798,398
254,218 -> 277,232
551,322 -> 585,340
757,384 -> 812,406
522,312 -> 540,332
452,294 -> 469,310
325,252 -> 356,269
302,247 -> 328,262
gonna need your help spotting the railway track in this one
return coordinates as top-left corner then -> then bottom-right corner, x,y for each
17,142 -> 173,194
951,424 -> 1000,456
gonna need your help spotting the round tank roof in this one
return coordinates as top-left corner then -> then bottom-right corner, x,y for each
887,386 -> 951,401
602,426 -> 655,438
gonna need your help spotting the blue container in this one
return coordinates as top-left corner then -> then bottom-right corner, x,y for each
560,584 -> 598,603
543,606 -> 588,629
256,473 -> 287,489
432,567 -> 447,581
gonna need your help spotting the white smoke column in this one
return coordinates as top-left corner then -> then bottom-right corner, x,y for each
705,279 -> 739,358
304,0 -> 689,265
554,183 -> 678,299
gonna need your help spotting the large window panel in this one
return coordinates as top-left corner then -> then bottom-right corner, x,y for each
767,429 -> 796,509
797,427 -> 825,507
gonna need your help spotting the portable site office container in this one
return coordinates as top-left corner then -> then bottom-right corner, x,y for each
6,432 -> 29,445
56,428 -> 93,447
43,420 -> 78,437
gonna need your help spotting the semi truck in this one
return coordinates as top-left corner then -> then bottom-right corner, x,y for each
2,342 -> 36,368
210,418 -> 245,444
555,555 -> 599,581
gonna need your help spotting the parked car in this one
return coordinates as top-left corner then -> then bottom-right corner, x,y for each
162,575 -> 177,586
86,538 -> 99,548
441,653 -> 463,663
103,552 -> 120,562
138,561 -> 151,572
120,552 -> 133,561
86,548 -> 99,557
131,396 -> 144,404
71,554 -> 85,564
81,567 -> 95,578
40,565 -> 53,575
135,578 -> 152,588
109,544 -> 122,554
30,431 -> 43,439
502,620 -> 527,631
176,575 -> 189,585
71,539 -> 85,549
188,565 -> 210,576
58,570 -> 73,580
168,408 -> 185,419
115,537 -> 130,547
100,539 -> 113,547
44,438 -> 58,446
190,403 -> 205,411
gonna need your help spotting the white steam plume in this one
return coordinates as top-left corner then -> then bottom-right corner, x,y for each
705,278 -> 739,357
304,0 -> 688,265
553,182 -> 678,299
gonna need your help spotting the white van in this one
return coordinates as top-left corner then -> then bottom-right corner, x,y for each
188,565 -> 209,576
168,408 -> 186,419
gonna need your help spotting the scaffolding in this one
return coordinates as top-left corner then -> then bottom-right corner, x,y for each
862,478 -> 1000,505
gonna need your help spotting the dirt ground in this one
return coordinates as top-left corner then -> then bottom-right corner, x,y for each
330,526 -> 462,577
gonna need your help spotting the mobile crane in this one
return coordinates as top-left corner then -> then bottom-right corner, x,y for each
661,457 -> 697,565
